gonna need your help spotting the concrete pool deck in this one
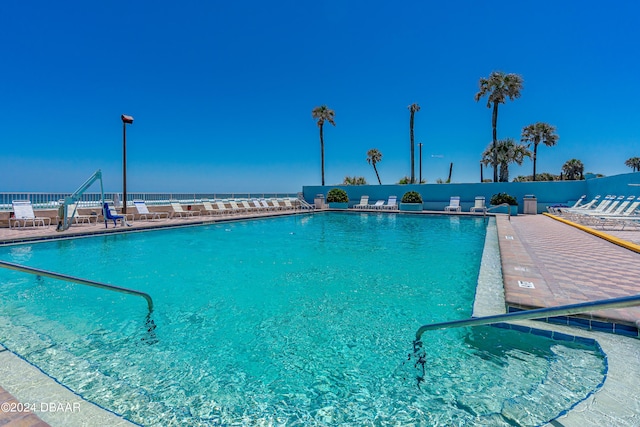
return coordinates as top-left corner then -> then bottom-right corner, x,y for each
1,210 -> 639,426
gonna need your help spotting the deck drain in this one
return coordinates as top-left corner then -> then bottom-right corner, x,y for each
505,235 -> 514,240
518,280 -> 535,289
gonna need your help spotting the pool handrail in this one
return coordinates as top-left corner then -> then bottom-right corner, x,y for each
485,202 -> 511,220
415,293 -> 640,341
0,260 -> 153,313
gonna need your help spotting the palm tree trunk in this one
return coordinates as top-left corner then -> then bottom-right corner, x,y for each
410,112 -> 415,184
492,102 -> 499,182
373,163 -> 381,185
532,143 -> 538,181
319,124 -> 325,186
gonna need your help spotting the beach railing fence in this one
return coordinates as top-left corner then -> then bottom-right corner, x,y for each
0,192 -> 299,211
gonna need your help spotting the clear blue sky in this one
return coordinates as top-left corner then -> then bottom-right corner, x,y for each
2,1 -> 639,192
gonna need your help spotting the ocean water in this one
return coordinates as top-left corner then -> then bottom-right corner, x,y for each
0,212 -> 605,426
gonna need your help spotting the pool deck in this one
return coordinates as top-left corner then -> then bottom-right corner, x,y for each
1,210 -> 640,426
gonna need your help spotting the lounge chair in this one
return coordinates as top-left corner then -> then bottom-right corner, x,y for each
260,199 -> 276,211
252,200 -> 267,211
470,196 -> 487,213
368,200 -> 385,209
381,195 -> 398,210
269,199 -> 285,210
66,203 -> 98,224
103,202 -> 131,228
171,201 -> 199,218
282,199 -> 296,210
229,200 -> 246,213
444,196 -> 461,212
200,199 -> 220,215
134,200 -> 170,221
10,200 -> 51,229
354,196 -> 370,209
216,201 -> 232,215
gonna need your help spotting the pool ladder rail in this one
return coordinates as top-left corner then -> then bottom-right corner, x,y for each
415,293 -> 640,341
0,260 -> 154,313
485,202 -> 511,220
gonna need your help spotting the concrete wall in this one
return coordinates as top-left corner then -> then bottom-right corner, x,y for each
304,173 -> 640,213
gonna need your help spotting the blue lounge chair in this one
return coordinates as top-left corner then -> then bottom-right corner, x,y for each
103,202 -> 131,228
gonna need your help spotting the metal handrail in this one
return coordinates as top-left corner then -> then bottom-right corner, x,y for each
415,293 -> 640,341
485,202 -> 511,220
0,260 -> 153,313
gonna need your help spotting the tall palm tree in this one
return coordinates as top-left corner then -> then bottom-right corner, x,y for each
625,157 -> 640,172
481,138 -> 531,182
562,159 -> 584,180
366,148 -> 383,185
311,105 -> 336,186
521,122 -> 559,181
408,103 -> 420,183
475,71 -> 524,182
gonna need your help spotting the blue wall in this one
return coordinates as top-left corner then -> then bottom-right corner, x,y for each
303,172 -> 640,213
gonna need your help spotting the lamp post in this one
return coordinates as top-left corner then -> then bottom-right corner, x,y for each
121,114 -> 134,214
418,143 -> 423,184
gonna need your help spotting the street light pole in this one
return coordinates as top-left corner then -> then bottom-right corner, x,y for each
418,143 -> 423,184
121,114 -> 134,214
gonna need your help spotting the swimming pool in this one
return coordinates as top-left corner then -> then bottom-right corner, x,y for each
0,212 -> 606,426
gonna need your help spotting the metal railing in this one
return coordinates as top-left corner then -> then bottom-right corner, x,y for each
485,203 -> 512,220
415,293 -> 640,341
0,260 -> 154,313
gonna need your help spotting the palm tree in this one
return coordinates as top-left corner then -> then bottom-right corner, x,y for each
521,122 -> 559,181
562,159 -> 584,180
625,157 -> 640,172
366,148 -> 383,185
481,138 -> 531,182
408,103 -> 420,183
343,176 -> 367,185
475,71 -> 524,182
311,105 -> 336,186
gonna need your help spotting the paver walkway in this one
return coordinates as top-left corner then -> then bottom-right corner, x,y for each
499,214 -> 640,329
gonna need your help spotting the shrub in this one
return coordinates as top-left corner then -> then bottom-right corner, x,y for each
401,191 -> 423,204
490,193 -> 518,206
326,188 -> 349,203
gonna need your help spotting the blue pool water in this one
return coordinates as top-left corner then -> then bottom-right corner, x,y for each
0,213 -> 605,426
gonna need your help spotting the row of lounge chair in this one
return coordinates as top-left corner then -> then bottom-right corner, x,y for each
548,195 -> 640,230
7,198 -> 300,229
350,195 -> 487,213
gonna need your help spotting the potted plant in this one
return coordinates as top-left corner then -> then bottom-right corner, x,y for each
400,191 -> 423,211
326,188 -> 349,209
490,192 -> 518,216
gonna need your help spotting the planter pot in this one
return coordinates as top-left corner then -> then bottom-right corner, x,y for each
399,203 -> 423,212
489,205 -> 518,216
328,202 -> 349,209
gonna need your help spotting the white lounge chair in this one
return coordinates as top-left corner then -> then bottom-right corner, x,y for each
260,199 -> 276,211
470,196 -> 487,213
444,196 -> 461,212
61,203 -> 98,225
201,199 -> 219,216
216,201 -> 231,215
171,201 -> 199,218
241,200 -> 258,212
229,200 -> 246,213
252,200 -> 267,211
283,199 -> 296,210
270,199 -> 285,210
368,200 -> 385,209
354,196 -> 370,209
381,195 -> 398,210
10,200 -> 51,229
134,200 -> 170,221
